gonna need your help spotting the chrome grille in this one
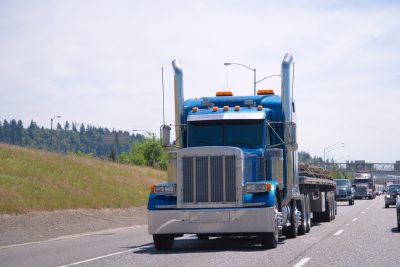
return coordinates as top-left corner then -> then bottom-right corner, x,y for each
356,187 -> 367,194
182,155 -> 237,204
338,189 -> 347,195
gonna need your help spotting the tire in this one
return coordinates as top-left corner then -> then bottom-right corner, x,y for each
323,196 -> 331,222
398,223 -> 400,232
312,212 -> 321,223
197,234 -> 209,240
385,204 -> 389,208
285,200 -> 298,239
298,197 -> 306,236
153,234 -> 174,250
260,196 -> 279,249
305,195 -> 311,233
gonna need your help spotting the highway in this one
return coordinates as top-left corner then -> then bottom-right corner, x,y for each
1,196 -> 399,267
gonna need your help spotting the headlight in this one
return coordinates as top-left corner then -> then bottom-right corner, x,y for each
151,183 -> 177,195
386,195 -> 391,198
245,182 -> 271,193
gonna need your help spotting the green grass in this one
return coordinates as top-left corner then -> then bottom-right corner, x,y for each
0,143 -> 166,214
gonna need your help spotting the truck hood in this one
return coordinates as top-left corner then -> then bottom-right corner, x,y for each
355,183 -> 369,187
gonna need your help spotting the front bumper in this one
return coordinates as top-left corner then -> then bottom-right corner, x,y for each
148,207 -> 276,235
385,197 -> 397,205
335,195 -> 352,201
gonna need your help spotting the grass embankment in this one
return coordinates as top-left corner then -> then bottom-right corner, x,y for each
0,143 -> 166,214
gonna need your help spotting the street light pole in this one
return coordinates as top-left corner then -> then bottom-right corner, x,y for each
326,145 -> 345,164
323,142 -> 344,168
224,62 -> 256,95
50,115 -> 61,151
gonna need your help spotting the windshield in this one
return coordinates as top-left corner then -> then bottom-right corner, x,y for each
388,185 -> 400,193
354,179 -> 369,184
335,180 -> 350,186
188,119 -> 263,149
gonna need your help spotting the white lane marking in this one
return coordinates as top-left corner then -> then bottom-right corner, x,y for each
345,224 -> 350,226
293,257 -> 311,267
352,218 -> 358,222
333,229 -> 344,236
58,248 -> 139,267
0,225 -> 147,250
58,235 -> 192,267
361,211 -> 366,214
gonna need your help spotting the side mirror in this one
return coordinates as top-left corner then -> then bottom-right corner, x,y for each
160,125 -> 171,147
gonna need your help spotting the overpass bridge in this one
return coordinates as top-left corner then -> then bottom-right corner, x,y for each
314,160 -> 400,184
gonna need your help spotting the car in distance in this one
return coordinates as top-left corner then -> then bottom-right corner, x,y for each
334,179 -> 355,205
384,184 -> 400,208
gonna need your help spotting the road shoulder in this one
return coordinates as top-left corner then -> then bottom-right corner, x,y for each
0,206 -> 147,247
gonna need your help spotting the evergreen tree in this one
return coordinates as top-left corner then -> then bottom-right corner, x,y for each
9,119 -> 17,144
64,121 -> 70,131
16,120 -> 24,145
0,120 -> 3,141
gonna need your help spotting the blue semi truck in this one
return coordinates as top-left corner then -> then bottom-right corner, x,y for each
147,53 -> 336,250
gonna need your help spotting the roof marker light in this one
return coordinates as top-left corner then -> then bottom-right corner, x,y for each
234,106 -> 240,111
257,89 -> 274,95
223,106 -> 229,111
192,107 -> 198,113
216,91 -> 233,96
212,106 -> 219,112
257,105 -> 263,111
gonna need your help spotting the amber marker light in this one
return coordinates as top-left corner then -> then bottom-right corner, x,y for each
234,106 -> 240,111
257,89 -> 274,95
266,183 -> 271,192
216,91 -> 233,96
212,106 -> 219,112
150,184 -> 155,193
192,107 -> 198,112
257,105 -> 263,111
223,106 -> 229,111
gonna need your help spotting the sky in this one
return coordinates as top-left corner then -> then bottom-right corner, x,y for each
0,0 -> 399,162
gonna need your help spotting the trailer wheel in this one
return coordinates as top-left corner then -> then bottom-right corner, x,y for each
323,196 -> 332,222
260,196 -> 279,249
197,234 -> 209,240
153,234 -> 174,250
285,200 -> 298,239
305,195 -> 311,233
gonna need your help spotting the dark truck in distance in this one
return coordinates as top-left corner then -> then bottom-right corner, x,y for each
385,184 -> 400,208
353,172 -> 375,199
334,179 -> 354,205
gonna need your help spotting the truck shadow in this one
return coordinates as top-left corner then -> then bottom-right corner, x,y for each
132,236 -> 287,254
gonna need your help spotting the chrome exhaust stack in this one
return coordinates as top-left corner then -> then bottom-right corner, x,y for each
172,59 -> 184,148
281,53 -> 293,124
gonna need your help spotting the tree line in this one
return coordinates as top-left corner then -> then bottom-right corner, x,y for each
0,118 -> 168,170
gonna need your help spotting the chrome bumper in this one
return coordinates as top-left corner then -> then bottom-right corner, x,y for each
148,207 -> 276,235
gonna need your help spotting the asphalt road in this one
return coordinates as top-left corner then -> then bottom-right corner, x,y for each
1,195 -> 399,267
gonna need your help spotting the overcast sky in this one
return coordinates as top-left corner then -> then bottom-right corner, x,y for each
1,0 -> 399,162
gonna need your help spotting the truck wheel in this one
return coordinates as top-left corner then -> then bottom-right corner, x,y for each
260,196 -> 279,249
197,234 -> 209,240
285,200 -> 298,239
305,195 -> 311,233
385,204 -> 389,208
297,197 -> 306,236
331,195 -> 336,220
312,212 -> 320,223
323,197 -> 331,222
153,234 -> 174,250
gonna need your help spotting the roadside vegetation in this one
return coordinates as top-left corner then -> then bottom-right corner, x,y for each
0,143 -> 166,214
